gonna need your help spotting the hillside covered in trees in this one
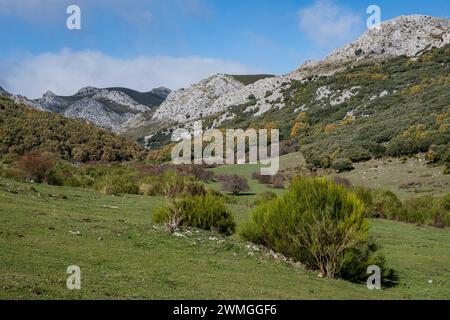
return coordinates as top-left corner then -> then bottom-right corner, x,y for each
0,97 -> 145,162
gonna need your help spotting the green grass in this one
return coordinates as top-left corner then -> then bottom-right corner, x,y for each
334,156 -> 450,200
1,177 -> 449,299
207,163 -> 273,200
205,152 -> 304,201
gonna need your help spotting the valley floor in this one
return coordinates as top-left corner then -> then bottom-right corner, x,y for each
1,178 -> 449,299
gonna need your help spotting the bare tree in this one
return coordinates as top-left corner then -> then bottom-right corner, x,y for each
218,174 -> 250,195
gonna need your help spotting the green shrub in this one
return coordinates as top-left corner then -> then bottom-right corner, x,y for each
403,194 -> 450,228
386,135 -> 432,158
444,166 -> 450,175
96,174 -> 139,195
139,171 -> 206,197
346,148 -> 372,162
0,166 -> 15,179
357,186 -> 449,228
339,239 -> 399,286
331,158 -> 354,172
1,153 -> 19,164
62,175 -> 94,188
241,178 -> 396,283
152,194 -> 236,235
371,190 -> 404,219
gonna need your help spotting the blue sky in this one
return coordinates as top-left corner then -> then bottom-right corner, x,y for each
0,0 -> 449,97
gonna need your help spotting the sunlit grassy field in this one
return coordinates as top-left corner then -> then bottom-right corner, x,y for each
1,177 -> 449,299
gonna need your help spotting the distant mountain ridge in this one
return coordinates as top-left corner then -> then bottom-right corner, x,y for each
0,85 -> 171,132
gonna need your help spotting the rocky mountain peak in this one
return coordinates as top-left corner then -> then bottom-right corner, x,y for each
43,90 -> 56,98
324,15 -> 450,64
152,74 -> 245,123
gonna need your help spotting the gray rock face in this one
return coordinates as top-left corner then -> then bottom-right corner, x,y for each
76,86 -> 101,97
13,95 -> 47,111
93,89 -> 150,113
324,15 -> 450,64
59,89 -> 154,130
35,91 -> 69,113
152,74 -> 245,122
0,86 -> 11,97
64,97 -> 129,131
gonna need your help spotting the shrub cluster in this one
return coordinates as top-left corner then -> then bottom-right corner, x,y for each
6,154 -> 210,197
152,194 -> 236,235
138,172 -> 207,198
353,186 -> 450,228
241,178 -> 397,284
331,158 -> 354,172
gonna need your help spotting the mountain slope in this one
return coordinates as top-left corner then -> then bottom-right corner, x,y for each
219,44 -> 450,168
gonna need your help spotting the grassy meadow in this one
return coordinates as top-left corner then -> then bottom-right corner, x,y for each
1,166 -> 449,299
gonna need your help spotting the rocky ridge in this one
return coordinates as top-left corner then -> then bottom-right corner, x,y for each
152,15 -> 450,128
2,86 -> 170,132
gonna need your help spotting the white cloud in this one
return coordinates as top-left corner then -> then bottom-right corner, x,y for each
1,49 -> 256,98
298,0 -> 362,47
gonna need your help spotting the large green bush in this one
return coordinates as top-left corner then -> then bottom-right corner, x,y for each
241,178 -> 396,284
95,173 -> 139,195
152,194 -> 236,235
